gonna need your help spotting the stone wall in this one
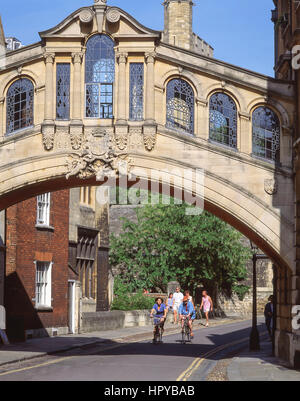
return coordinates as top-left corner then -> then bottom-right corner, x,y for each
218,288 -> 273,318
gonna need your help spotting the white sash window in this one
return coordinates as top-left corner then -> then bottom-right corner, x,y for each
35,261 -> 52,308
37,193 -> 50,226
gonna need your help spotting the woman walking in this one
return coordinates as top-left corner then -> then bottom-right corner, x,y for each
200,290 -> 213,327
166,293 -> 174,313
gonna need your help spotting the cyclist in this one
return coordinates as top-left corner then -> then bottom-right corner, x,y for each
150,297 -> 167,342
179,296 -> 196,338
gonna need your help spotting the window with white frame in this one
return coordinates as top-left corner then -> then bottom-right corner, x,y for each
35,261 -> 52,308
36,193 -> 51,226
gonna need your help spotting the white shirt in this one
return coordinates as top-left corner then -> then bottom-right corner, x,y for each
173,292 -> 183,305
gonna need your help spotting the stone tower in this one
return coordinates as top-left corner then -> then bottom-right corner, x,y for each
163,0 -> 194,51
0,16 -> 5,49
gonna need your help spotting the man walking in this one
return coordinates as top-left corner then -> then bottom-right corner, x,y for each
264,295 -> 274,340
173,286 -> 184,324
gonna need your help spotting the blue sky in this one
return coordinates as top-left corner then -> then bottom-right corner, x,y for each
1,0 -> 275,76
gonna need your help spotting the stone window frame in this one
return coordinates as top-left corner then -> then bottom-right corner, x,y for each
166,77 -> 195,135
251,105 -> 281,163
209,92 -> 238,149
5,77 -> 34,136
84,34 -> 115,119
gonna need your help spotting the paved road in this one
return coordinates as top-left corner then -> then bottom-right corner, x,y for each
0,319 -> 267,381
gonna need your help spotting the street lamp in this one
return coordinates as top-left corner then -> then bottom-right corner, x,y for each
249,240 -> 269,351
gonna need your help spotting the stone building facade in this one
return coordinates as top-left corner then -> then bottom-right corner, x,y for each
271,0 -> 300,366
0,0 -> 298,365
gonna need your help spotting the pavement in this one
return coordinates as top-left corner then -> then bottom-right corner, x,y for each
0,317 -> 299,381
227,339 -> 300,381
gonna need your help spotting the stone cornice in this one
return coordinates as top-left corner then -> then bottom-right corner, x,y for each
156,43 -> 295,99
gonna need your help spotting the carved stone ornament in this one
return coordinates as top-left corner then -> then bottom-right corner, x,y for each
94,0 -> 107,4
106,8 -> 121,23
42,125 -> 55,151
264,178 -> 278,195
143,127 -> 157,151
115,130 -> 128,151
70,126 -> 83,150
79,9 -> 94,23
66,130 -> 133,181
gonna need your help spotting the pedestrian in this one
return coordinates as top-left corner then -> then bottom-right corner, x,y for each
264,295 -> 274,340
166,293 -> 174,313
172,286 -> 184,324
200,290 -> 213,327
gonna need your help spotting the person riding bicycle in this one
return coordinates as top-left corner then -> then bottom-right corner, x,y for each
179,295 -> 196,339
150,297 -> 167,341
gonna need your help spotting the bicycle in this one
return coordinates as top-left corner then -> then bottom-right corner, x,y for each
151,316 -> 164,344
181,315 -> 192,344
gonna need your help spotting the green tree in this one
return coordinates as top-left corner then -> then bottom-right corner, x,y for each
110,204 -> 251,299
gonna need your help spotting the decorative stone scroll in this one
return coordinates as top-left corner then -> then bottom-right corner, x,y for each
106,8 -> 121,23
115,127 -> 128,151
264,178 -> 278,195
70,126 -> 83,150
79,9 -> 94,24
66,129 -> 133,180
42,125 -> 55,151
143,125 -> 157,151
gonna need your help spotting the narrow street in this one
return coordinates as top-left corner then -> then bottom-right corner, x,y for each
0,320 -> 268,381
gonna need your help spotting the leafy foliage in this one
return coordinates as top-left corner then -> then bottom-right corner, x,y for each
111,278 -> 154,311
110,203 -> 251,299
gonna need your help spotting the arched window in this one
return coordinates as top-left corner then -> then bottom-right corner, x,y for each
85,34 -> 115,119
252,106 -> 280,162
166,78 -> 194,135
209,93 -> 237,149
6,78 -> 34,135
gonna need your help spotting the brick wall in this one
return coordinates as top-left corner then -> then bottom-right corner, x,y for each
5,190 -> 69,337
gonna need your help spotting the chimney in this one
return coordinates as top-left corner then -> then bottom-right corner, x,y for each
163,0 -> 194,51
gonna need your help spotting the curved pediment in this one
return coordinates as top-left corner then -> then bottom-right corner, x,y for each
39,5 -> 161,39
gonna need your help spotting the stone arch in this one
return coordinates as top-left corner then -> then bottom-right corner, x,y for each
0,151 -> 294,274
205,83 -> 247,113
156,67 -> 203,99
0,69 -> 40,97
247,96 -> 291,129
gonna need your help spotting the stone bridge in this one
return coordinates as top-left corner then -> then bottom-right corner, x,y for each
0,1 -> 299,365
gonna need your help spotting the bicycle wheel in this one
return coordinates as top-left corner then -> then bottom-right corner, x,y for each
185,320 -> 191,342
181,328 -> 185,344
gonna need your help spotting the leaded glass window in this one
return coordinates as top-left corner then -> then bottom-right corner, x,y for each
56,63 -> 70,120
130,63 -> 144,121
252,106 -> 280,162
209,93 -> 237,149
6,78 -> 34,134
166,78 -> 194,135
85,34 -> 115,118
